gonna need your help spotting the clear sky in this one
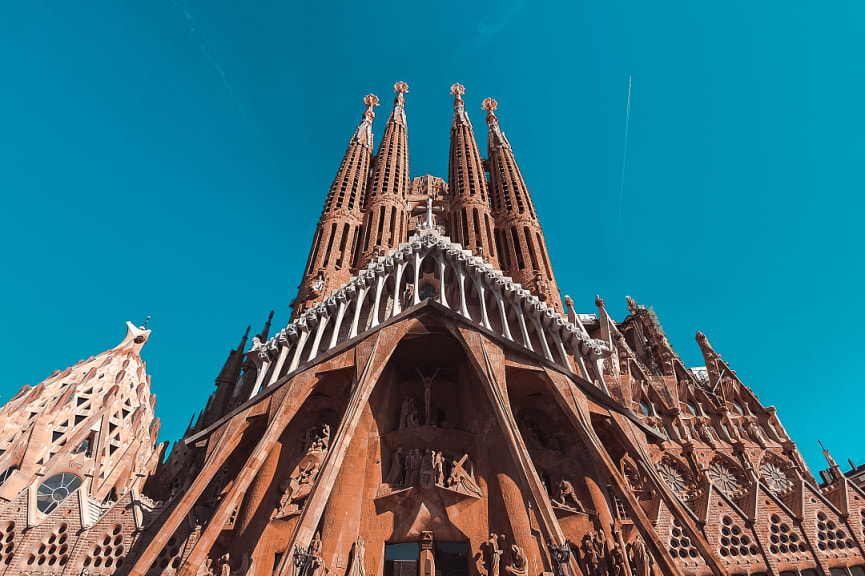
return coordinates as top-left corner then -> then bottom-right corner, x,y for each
1,1 -> 863,476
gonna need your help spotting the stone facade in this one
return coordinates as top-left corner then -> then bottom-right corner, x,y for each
1,84 -> 863,576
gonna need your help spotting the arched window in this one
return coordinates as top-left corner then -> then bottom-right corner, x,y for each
36,473 -> 83,514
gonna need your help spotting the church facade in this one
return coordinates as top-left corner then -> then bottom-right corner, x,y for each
1,82 -> 863,576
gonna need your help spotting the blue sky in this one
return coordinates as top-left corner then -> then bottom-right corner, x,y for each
1,1 -> 863,476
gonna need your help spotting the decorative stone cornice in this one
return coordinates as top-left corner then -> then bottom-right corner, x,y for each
248,228 -> 608,401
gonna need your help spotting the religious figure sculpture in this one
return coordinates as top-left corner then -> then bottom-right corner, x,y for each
272,455 -> 321,519
487,534 -> 504,576
399,396 -> 419,430
383,447 -> 404,486
609,543 -> 626,576
505,544 -> 528,576
433,450 -> 445,486
629,535 -> 653,576
554,480 -> 586,512
582,535 -> 599,576
347,538 -> 366,576
446,454 -> 482,497
416,367 -> 440,426
218,553 -> 231,576
406,448 -> 421,486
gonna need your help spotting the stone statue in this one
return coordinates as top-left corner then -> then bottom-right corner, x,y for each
406,448 -> 421,486
629,535 -> 653,576
347,538 -> 366,576
582,535 -> 599,576
487,533 -> 504,576
383,447 -> 404,485
505,544 -> 528,576
399,396 -> 418,430
433,450 -> 445,486
416,367 -> 440,426
420,449 -> 435,488
446,454 -> 482,497
195,559 -> 214,576
748,421 -> 768,448
610,543 -> 626,576
699,418 -> 718,447
555,480 -> 586,512
272,455 -> 321,519
309,532 -> 325,576
218,553 -> 231,576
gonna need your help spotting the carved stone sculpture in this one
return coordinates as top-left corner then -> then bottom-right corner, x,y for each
629,535 -> 653,576
218,553 -> 231,576
347,538 -> 366,576
505,544 -> 528,576
272,454 -> 321,519
487,533 -> 504,576
554,479 -> 586,512
446,454 -> 482,497
383,447 -> 404,485
610,543 -> 626,576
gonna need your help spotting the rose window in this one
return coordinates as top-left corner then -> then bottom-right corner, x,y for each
760,462 -> 791,494
708,462 -> 739,495
36,473 -> 83,514
658,463 -> 687,494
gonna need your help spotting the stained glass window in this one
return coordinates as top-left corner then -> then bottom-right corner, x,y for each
36,473 -> 82,514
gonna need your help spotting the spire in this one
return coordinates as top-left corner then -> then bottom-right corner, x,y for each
482,97 -> 511,150
450,82 -> 470,127
293,95 -> 377,318
448,84 -> 498,267
819,440 -> 843,483
258,310 -> 274,341
389,81 -> 409,127
484,97 -> 563,312
238,325 -> 251,351
350,94 -> 380,149
358,81 -> 411,267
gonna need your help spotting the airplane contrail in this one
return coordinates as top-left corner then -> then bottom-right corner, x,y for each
615,75 -> 632,244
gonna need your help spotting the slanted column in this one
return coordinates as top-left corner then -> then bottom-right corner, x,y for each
328,294 -> 349,350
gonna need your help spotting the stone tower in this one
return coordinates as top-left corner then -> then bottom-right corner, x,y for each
483,97 -> 563,313
447,83 -> 499,268
357,82 -> 411,268
0,321 -> 165,573
4,84 -> 864,576
294,95 -> 380,317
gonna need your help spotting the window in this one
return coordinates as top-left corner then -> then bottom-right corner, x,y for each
732,400 -> 745,415
383,542 -> 468,576
686,400 -> 698,416
385,543 -> 418,576
639,400 -> 651,417
830,569 -> 848,576
36,473 -> 83,514
435,542 -> 468,576
0,467 -> 17,486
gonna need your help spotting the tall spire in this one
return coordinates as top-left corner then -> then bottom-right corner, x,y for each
484,97 -> 563,312
293,95 -> 378,317
447,84 -> 499,267
357,82 -> 411,268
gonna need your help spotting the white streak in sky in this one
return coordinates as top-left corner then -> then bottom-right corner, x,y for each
169,0 -> 247,123
615,75 -> 632,245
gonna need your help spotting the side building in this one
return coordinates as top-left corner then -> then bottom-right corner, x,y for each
0,321 -> 164,573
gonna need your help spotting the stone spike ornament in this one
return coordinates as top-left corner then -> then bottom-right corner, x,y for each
3,84 -> 860,576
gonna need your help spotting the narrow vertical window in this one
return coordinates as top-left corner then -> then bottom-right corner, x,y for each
511,227 -> 525,270
524,227 -> 539,271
